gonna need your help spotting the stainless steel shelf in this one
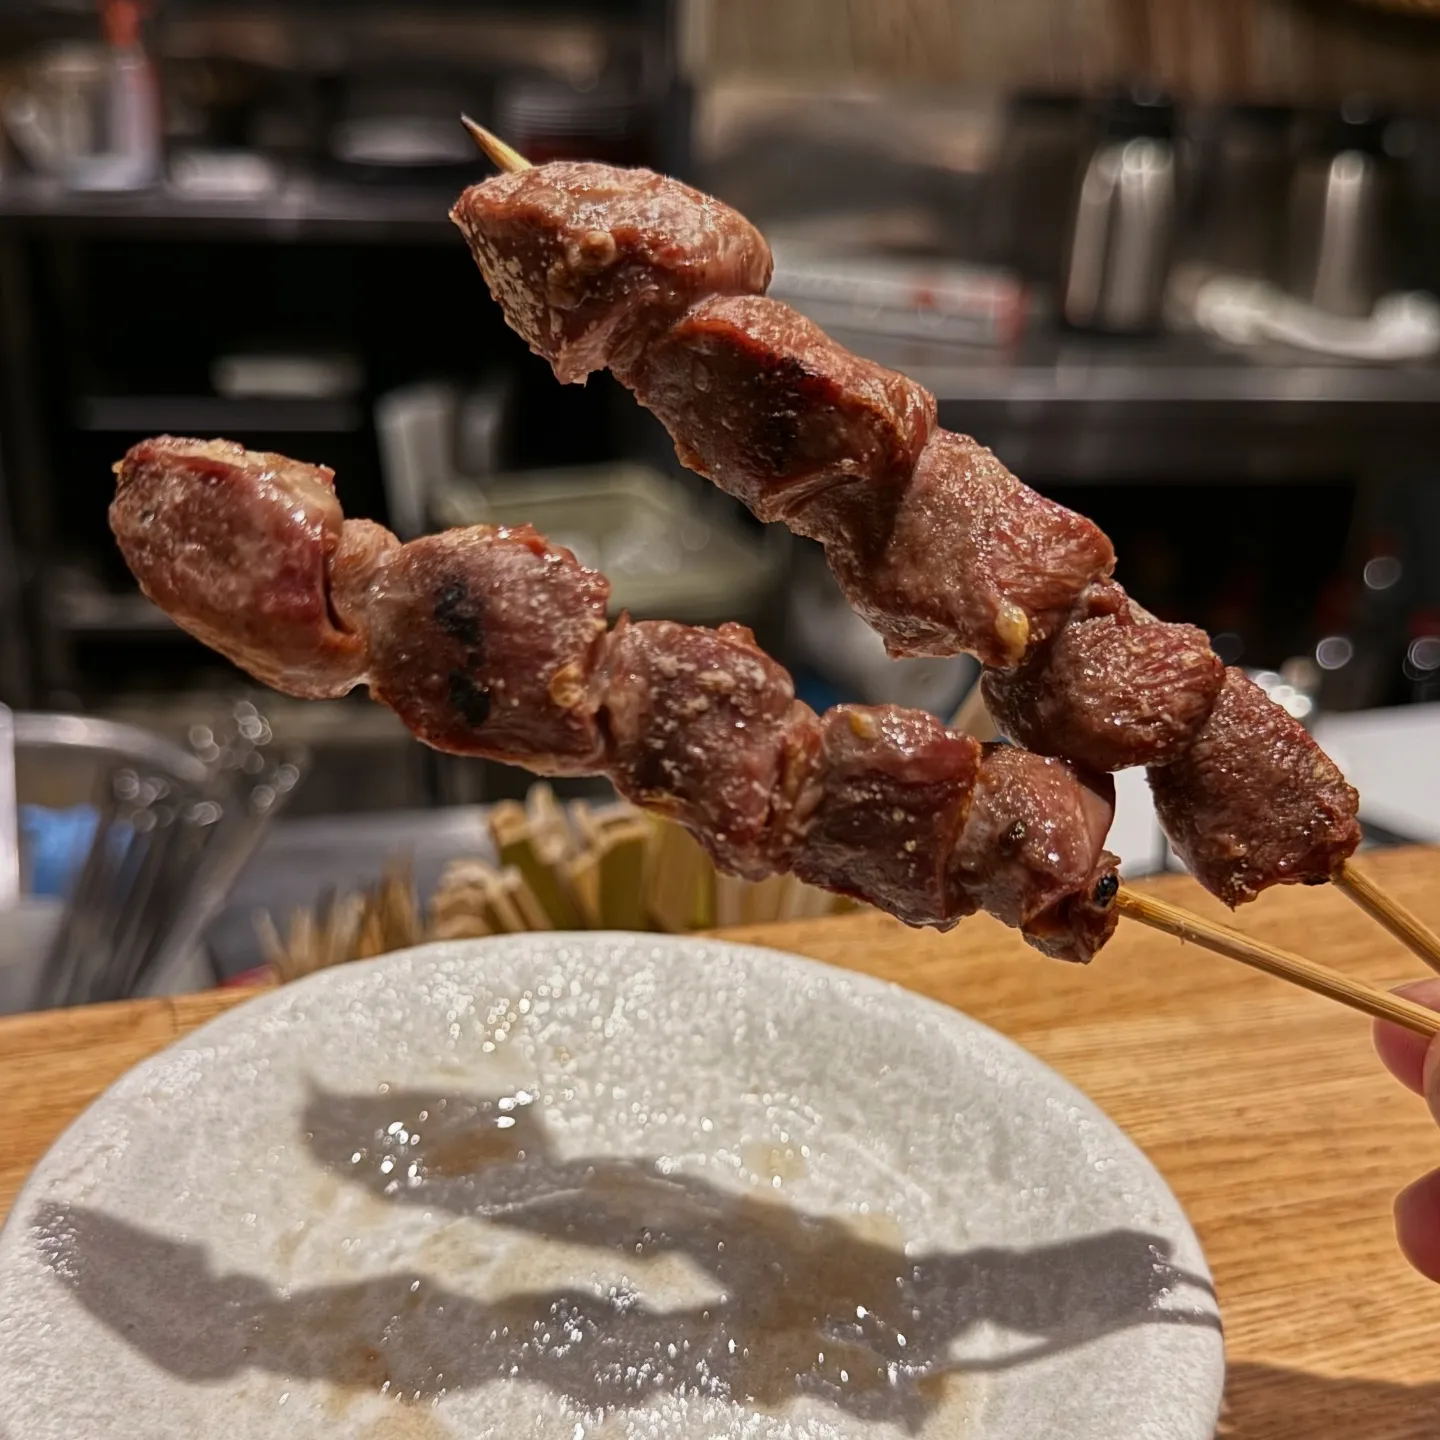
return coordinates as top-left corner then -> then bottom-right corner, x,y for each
76,395 -> 364,435
833,325 -> 1440,405
828,328 -> 1440,481
0,175 -> 464,243
55,590 -> 179,637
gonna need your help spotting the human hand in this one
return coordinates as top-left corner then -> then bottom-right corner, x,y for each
1373,980 -> 1440,1281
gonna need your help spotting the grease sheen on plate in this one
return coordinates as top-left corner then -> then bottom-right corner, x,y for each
0,934 -> 1223,1439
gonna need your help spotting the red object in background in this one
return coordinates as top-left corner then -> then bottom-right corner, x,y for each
1207,566 -> 1262,639
521,134 -> 649,166
100,0 -> 147,47
220,966 -> 273,989
1314,574 -> 1356,637
1408,608 -> 1440,640
497,79 -> 650,167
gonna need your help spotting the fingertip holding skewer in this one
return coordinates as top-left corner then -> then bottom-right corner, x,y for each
1115,884 -> 1440,1038
1334,859 -> 1440,976
460,116 -> 532,172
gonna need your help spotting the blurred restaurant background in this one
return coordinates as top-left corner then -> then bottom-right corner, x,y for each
4,0 -> 1440,1002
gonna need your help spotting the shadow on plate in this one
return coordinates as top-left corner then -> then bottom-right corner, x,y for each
32,1085 -> 1221,1429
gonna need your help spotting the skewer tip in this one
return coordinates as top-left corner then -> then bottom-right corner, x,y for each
460,116 -> 533,173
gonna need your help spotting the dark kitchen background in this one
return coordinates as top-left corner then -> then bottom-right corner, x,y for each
4,0 -> 1440,994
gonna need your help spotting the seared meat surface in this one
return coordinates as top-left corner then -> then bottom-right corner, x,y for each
1149,668 -> 1362,905
111,437 -> 1120,962
451,161 -> 1362,903
983,580 -> 1225,771
452,161 -> 771,383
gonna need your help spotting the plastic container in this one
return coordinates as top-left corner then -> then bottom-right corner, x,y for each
431,463 -> 782,629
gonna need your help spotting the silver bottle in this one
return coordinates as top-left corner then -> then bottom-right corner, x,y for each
1287,106 -> 1393,319
1062,93 -> 1177,335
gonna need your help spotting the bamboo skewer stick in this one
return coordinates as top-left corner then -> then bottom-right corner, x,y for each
461,116 -> 532,172
457,116 -> 1440,1032
1335,859 -> 1440,977
1116,886 -> 1440,1038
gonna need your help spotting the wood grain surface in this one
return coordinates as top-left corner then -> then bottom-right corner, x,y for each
3,850 -> 1440,1436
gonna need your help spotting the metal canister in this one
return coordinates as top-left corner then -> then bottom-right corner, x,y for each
1287,103 -> 1395,319
1061,88 -> 1178,335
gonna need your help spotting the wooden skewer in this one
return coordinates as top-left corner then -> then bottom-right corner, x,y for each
1334,859 -> 1440,976
457,117 -> 1440,1021
1116,886 -> 1440,1038
461,115 -> 532,172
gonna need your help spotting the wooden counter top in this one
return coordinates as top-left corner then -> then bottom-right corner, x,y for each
4,850 -> 1440,1437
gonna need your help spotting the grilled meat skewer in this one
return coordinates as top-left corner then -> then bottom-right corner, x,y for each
450,161 -> 1360,906
111,436 -> 1121,962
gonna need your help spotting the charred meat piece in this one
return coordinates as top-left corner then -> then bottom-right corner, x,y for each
617,295 -> 935,527
1148,668 -> 1361,906
983,580 -> 1225,771
451,163 -> 772,383
827,431 -> 1116,668
780,705 -> 983,929
601,618 -> 797,880
950,745 -> 1120,962
364,525 -> 609,772
110,436 -> 366,699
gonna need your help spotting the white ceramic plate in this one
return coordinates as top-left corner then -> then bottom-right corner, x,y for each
0,935 -> 1224,1439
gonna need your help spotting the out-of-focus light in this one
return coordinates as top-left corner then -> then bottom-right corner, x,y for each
1385,121 -> 1416,159
1249,669 -> 1314,719
1282,656 -> 1321,693
1315,635 -> 1353,670
1364,556 -> 1403,591
1408,636 -> 1440,672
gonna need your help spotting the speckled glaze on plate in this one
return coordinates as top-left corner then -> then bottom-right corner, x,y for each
0,934 -> 1224,1440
